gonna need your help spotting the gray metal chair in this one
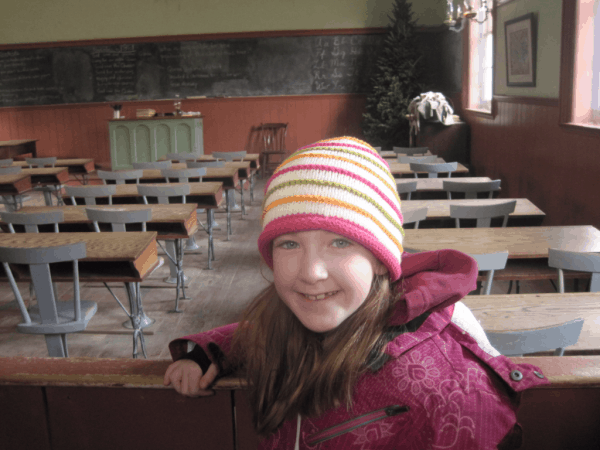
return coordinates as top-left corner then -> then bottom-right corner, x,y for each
137,184 -> 193,311
85,207 -> 152,232
64,185 -> 116,206
0,158 -> 14,167
402,206 -> 428,229
450,200 -> 517,228
186,161 -> 225,168
372,146 -> 382,152
486,318 -> 584,356
132,161 -> 173,170
163,153 -> 200,161
396,180 -> 418,200
468,251 -> 509,295
162,167 -> 206,183
548,248 -> 600,293
212,151 -> 246,161
410,162 -> 458,178
443,180 -> 502,199
392,146 -> 430,156
26,157 -> 57,168
97,169 -> 143,185
0,242 -> 97,357
0,210 -> 64,233
0,166 -> 30,211
397,155 -> 438,164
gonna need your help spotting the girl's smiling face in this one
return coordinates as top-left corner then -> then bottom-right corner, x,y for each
272,230 -> 388,333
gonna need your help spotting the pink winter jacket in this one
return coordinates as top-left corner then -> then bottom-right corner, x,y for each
169,249 -> 550,449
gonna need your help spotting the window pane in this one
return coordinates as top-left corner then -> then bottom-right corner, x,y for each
468,5 -> 493,112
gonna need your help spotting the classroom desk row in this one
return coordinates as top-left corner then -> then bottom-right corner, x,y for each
1,354 -> 599,450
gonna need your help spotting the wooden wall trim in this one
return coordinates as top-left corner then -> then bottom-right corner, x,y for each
0,28 -> 386,51
494,95 -> 559,107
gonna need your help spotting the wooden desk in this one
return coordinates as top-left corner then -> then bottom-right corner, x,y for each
380,150 -> 433,158
10,204 -> 198,241
0,174 -> 32,195
402,198 -> 545,227
462,293 -> 600,353
1,355 -> 599,450
0,139 -> 38,159
196,153 -> 261,169
0,232 -> 159,358
14,158 -> 95,175
388,162 -> 469,177
22,167 -> 69,186
403,226 -> 600,257
396,177 -> 493,193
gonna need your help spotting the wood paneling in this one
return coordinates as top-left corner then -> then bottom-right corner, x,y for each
465,96 -> 600,228
0,94 -> 367,164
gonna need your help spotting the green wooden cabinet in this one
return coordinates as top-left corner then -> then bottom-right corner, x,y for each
109,117 -> 204,169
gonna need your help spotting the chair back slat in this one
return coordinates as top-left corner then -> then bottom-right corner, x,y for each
26,157 -> 57,168
396,180 -> 418,200
64,185 -> 116,206
402,207 -> 428,229
443,180 -> 501,200
137,184 -> 190,205
548,249 -> 600,293
486,318 -> 585,356
397,155 -> 437,164
161,167 -> 206,183
0,210 -> 64,233
392,146 -> 430,156
450,200 -> 517,228
0,166 -> 22,175
0,158 -> 14,167
187,161 -> 225,168
85,208 -> 152,232
132,161 -> 173,170
410,162 -> 458,178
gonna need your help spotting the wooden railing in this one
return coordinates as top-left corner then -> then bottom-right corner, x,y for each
1,356 -> 599,450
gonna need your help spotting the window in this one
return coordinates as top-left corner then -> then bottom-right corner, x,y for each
467,5 -> 494,112
563,0 -> 600,127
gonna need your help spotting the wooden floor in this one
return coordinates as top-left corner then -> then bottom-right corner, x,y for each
0,179 -> 561,360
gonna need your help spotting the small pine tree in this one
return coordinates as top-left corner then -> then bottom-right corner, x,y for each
362,0 -> 424,148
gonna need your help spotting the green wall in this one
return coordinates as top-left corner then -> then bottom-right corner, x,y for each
0,0 -> 446,45
495,0 -> 562,98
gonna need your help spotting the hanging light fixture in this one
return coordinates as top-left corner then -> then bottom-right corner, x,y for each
445,0 -> 490,32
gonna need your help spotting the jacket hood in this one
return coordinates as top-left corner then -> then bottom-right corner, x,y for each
389,249 -> 478,326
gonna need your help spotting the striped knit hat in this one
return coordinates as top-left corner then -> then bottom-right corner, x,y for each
258,137 -> 404,281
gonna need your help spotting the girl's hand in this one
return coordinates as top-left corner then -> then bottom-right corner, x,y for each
163,359 -> 219,397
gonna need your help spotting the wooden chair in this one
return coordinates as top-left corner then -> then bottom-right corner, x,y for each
468,251 -> 509,295
97,169 -> 143,185
212,151 -> 246,162
0,242 -> 97,357
392,146 -> 430,156
64,185 -> 116,206
443,179 -> 501,199
397,155 -> 437,164
137,184 -> 192,312
256,123 -> 288,178
410,162 -> 458,178
402,206 -> 428,229
486,318 -> 584,356
548,248 -> 600,293
186,161 -> 225,168
450,200 -> 517,228
396,180 -> 418,200
132,161 -> 173,170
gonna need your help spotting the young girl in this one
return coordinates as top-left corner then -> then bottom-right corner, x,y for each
164,137 -> 549,449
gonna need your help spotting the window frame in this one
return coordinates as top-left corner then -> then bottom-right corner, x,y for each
559,0 -> 600,135
464,1 -> 496,117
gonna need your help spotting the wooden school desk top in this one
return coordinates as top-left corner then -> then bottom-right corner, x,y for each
401,198 -> 546,219
0,231 -> 159,282
462,292 -> 600,352
396,177 -> 493,192
0,173 -> 32,195
13,158 -> 95,174
140,167 -> 239,188
14,204 -> 199,240
403,226 -> 600,258
0,139 -> 38,147
388,162 -> 469,176
21,167 -> 69,185
111,182 -> 224,208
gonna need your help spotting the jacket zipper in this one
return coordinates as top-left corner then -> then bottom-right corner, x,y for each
306,405 -> 410,445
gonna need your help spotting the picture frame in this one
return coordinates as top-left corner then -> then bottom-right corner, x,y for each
505,13 -> 537,87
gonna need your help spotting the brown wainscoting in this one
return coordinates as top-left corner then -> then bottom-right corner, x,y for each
0,94 -> 368,164
464,96 -> 600,228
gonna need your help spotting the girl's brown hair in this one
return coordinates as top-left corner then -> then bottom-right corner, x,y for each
229,272 -> 398,435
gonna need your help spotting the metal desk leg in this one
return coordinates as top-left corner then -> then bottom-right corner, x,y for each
163,241 -> 188,285
122,280 -> 155,329
240,179 -> 246,217
226,190 -> 232,241
250,172 -> 255,203
206,208 -> 215,270
42,191 -> 53,206
173,238 -> 191,312
126,282 -> 147,359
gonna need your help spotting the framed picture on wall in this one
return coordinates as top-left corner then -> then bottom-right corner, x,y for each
505,13 -> 537,87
